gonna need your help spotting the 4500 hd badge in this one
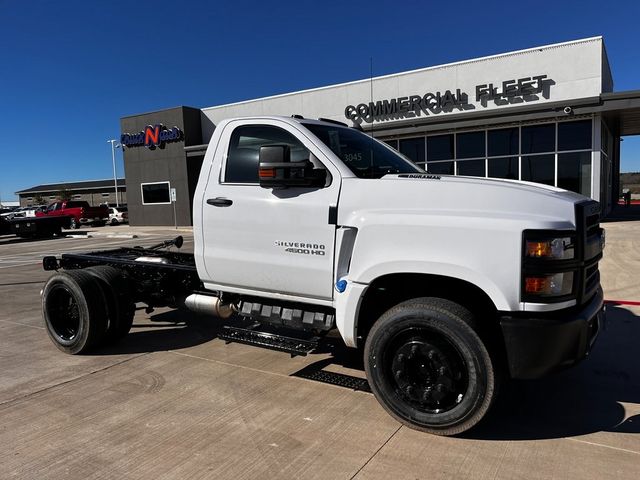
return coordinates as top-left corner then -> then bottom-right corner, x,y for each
275,241 -> 326,256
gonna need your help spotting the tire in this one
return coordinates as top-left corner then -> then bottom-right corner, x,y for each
84,266 -> 135,342
364,297 -> 496,436
69,217 -> 79,229
110,218 -> 119,226
42,270 -> 108,354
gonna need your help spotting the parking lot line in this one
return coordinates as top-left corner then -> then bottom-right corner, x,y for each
0,319 -> 44,330
567,438 -> 640,456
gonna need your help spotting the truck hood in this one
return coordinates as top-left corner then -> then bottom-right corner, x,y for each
339,174 -> 586,229
337,174 -> 594,310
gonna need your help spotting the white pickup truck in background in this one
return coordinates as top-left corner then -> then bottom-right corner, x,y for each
41,116 -> 605,435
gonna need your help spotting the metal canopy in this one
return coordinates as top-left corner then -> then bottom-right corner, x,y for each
599,90 -> 640,136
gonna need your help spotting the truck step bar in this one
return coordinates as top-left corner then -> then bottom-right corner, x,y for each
218,325 -> 319,357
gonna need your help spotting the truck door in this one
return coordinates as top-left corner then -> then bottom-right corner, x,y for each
200,120 -> 340,301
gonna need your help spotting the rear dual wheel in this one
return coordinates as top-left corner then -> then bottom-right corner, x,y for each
42,270 -> 108,354
364,297 -> 497,436
42,267 -> 134,354
84,266 -> 135,341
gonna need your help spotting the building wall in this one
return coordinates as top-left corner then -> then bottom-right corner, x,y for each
121,106 -> 202,226
200,37 -> 609,139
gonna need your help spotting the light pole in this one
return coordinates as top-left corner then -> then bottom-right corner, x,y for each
107,139 -> 122,207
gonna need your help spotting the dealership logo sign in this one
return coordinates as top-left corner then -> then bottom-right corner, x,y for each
121,124 -> 183,149
345,74 -> 554,123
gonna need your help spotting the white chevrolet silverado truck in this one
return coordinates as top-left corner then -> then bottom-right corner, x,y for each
41,116 -> 605,435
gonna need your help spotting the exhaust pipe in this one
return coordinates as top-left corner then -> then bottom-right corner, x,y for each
182,294 -> 235,319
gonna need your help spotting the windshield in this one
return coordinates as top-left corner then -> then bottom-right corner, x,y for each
303,123 -> 422,179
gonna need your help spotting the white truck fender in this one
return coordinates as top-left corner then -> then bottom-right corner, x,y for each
334,262 -> 511,348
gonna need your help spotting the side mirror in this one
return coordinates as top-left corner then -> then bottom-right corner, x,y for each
258,145 -> 327,189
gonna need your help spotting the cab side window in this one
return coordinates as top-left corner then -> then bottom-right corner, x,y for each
224,125 -> 310,184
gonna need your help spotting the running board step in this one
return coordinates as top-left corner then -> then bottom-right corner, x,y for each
218,326 -> 319,357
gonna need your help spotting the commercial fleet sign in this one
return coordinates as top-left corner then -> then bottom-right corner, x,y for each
121,124 -> 183,149
344,74 -> 554,123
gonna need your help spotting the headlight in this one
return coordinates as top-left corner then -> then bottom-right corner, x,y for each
522,231 -> 578,302
525,237 -> 574,260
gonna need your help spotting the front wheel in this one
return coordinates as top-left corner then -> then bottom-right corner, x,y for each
364,297 -> 497,436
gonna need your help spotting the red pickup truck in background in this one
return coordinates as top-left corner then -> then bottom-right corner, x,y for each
36,201 -> 109,229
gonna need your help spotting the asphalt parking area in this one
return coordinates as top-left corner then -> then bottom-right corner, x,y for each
0,225 -> 639,479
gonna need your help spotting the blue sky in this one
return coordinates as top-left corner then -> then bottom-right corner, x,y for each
1,0 -> 640,201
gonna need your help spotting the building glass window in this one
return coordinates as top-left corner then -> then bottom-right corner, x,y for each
456,131 -> 485,159
427,134 -> 454,161
457,159 -> 485,177
558,120 -> 592,151
426,134 -> 453,174
521,154 -> 555,186
521,124 -> 555,154
381,119 -> 593,195
600,121 -> 613,210
426,161 -> 454,175
488,128 -> 518,156
488,157 -> 518,180
558,152 -> 591,196
399,137 -> 425,166
141,182 -> 171,204
601,123 -> 612,156
384,139 -> 398,149
225,125 -> 309,184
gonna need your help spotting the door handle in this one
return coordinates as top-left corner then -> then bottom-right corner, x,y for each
207,197 -> 233,207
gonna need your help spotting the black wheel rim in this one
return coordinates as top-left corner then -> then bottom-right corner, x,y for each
385,326 -> 469,414
46,285 -> 81,341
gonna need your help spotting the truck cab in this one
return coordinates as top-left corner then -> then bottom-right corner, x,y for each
193,116 -> 604,433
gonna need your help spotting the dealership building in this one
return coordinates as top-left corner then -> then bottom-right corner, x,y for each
120,36 -> 640,226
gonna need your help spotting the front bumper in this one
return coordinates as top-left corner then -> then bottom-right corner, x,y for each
500,288 -> 604,379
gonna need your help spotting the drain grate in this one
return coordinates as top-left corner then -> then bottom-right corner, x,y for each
293,368 -> 371,393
